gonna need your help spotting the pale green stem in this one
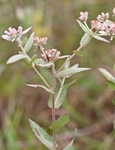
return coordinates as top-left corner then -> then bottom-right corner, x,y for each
19,44 -> 50,88
32,64 -> 50,88
55,77 -> 65,105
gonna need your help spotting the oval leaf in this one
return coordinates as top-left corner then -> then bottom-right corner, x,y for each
48,80 -> 76,109
51,114 -> 70,131
93,34 -> 110,43
80,33 -> 92,47
63,140 -> 74,150
56,64 -> 91,78
24,32 -> 35,52
34,58 -> 53,68
7,54 -> 26,64
22,26 -> 32,35
29,119 -> 54,150
26,84 -> 54,94
76,20 -> 89,33
99,68 -> 115,83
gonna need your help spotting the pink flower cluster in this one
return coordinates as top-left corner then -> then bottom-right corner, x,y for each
97,12 -> 109,22
79,11 -> 88,22
90,12 -> 115,36
2,26 -> 23,42
34,36 -> 48,45
4,26 -> 23,36
41,49 -> 60,62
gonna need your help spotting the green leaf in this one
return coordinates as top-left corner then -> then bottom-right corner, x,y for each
51,114 -> 70,130
7,54 -> 26,64
34,58 -> 53,68
106,81 -> 115,90
22,26 -> 32,35
80,33 -> 92,47
93,34 -> 110,43
26,84 -> 54,94
48,80 -> 76,109
99,68 -> 115,83
63,140 -> 74,150
24,32 -> 35,52
29,119 -> 54,150
56,64 -> 91,78
76,20 -> 89,33
48,83 -> 67,109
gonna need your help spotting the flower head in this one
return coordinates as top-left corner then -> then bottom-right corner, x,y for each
41,49 -> 60,62
79,11 -> 88,22
97,12 -> 109,22
91,20 -> 102,32
34,36 -> 48,45
109,23 -> 115,35
2,26 -> 23,42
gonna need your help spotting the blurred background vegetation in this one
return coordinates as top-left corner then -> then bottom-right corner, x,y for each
0,0 -> 115,149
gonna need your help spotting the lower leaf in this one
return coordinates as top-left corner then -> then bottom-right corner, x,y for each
29,119 -> 54,150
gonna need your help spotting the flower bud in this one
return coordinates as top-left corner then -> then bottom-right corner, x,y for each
79,11 -> 88,22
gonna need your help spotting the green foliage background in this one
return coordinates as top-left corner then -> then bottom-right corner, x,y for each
0,0 -> 115,149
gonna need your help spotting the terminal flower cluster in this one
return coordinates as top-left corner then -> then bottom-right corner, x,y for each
78,9 -> 115,43
41,48 -> 60,62
34,36 -> 48,45
2,26 -> 23,42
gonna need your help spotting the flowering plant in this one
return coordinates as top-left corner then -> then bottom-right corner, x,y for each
1,8 -> 115,149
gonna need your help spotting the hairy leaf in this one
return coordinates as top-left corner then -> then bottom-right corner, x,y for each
56,64 -> 90,78
34,58 -> 53,68
51,114 -> 70,130
99,68 -> 115,83
26,84 -> 54,94
63,140 -> 74,150
7,54 -> 26,64
29,119 -> 54,150
93,34 -> 110,43
76,20 -> 89,33
80,33 -> 92,47
24,32 -> 35,52
22,26 -> 32,35
48,80 -> 76,109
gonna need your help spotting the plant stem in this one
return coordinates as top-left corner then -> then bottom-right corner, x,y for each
51,65 -> 57,150
19,44 -> 50,88
57,46 -> 82,73
32,64 -> 50,88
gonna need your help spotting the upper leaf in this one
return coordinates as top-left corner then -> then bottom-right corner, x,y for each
48,80 -> 76,109
56,64 -> 91,78
80,33 -> 92,47
92,34 -> 110,43
76,20 -> 89,33
34,58 -> 53,68
24,32 -> 35,52
29,119 -> 54,150
22,26 -> 32,35
63,140 -> 74,150
26,84 -> 54,94
7,54 -> 27,64
99,68 -> 115,83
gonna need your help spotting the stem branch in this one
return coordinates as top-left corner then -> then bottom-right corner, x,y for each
32,64 -> 50,88
51,65 -> 57,150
